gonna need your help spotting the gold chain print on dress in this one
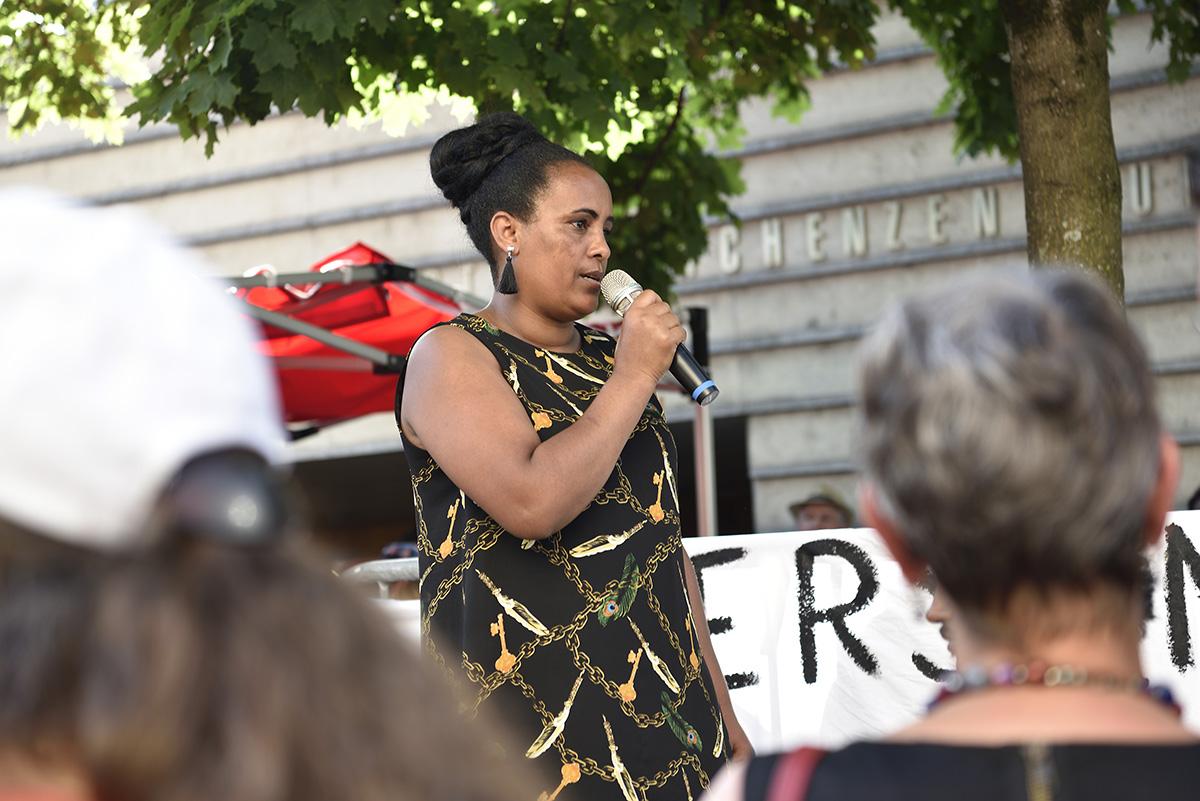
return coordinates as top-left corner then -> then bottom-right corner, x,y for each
439,491 -> 464,559
498,343 -> 591,414
648,471 -> 666,523
542,378 -> 585,416
685,615 -> 701,672
569,520 -> 646,558
618,649 -> 642,702
534,349 -> 564,384
542,348 -> 606,386
652,428 -> 679,511
628,618 -> 681,694
589,458 -> 679,528
476,569 -> 550,636
422,521 -> 504,641
489,613 -> 517,673
602,716 -> 640,801
661,691 -> 703,752
527,670 -> 586,758
631,541 -> 700,695
538,762 -> 582,801
510,661 -> 714,791
710,703 -> 726,758
411,462 -> 435,555
408,315 -> 730,801
675,562 -> 703,674
505,358 -> 521,394
507,352 -> 584,425
597,553 -> 641,626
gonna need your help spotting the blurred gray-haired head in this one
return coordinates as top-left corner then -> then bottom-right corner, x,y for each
857,268 -> 1162,616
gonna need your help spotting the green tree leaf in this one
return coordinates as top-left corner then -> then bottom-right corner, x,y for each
6,0 -> 1197,296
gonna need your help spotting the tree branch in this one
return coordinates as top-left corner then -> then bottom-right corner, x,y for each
628,86 -> 686,200
554,0 -> 574,52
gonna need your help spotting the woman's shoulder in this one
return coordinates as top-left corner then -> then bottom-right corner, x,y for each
405,315 -> 508,384
431,312 -> 496,341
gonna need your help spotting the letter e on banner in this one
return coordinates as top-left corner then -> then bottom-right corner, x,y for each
691,547 -> 759,689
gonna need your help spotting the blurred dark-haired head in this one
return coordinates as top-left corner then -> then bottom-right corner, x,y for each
429,112 -> 589,282
0,189 -> 539,801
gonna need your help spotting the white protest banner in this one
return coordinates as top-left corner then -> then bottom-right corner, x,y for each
684,526 -> 946,752
688,510 -> 1200,752
377,510 -> 1200,753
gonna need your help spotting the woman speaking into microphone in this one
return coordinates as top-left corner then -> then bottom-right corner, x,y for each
397,112 -> 751,800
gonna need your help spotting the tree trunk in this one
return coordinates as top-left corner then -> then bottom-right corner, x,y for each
1001,0 -> 1124,300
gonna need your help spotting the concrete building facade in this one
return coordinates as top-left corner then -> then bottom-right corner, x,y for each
2,10 -> 1197,545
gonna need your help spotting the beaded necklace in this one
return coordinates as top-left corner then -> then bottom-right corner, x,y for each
930,662 -> 1181,717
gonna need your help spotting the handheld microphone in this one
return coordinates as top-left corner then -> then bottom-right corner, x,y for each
600,270 -> 719,406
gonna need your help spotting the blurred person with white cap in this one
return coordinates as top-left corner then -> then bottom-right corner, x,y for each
0,189 -> 537,801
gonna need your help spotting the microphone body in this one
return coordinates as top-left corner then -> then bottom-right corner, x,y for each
600,270 -> 719,406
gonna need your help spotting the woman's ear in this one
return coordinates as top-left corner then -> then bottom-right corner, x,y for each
1145,433 -> 1181,548
860,482 -> 926,584
489,211 -> 519,257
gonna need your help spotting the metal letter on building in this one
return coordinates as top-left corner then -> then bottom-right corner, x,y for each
1130,162 -> 1153,217
972,187 -> 999,239
885,201 -> 904,251
927,193 -> 949,245
761,217 -> 785,269
841,206 -> 867,258
718,225 -> 742,274
806,212 -> 827,263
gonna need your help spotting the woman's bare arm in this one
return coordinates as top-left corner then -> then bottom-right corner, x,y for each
683,552 -> 755,760
400,292 -> 682,539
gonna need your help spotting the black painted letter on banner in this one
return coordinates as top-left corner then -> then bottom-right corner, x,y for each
1165,523 -> 1199,671
691,548 -> 747,600
911,653 -> 948,681
690,548 -> 757,689
795,539 -> 880,684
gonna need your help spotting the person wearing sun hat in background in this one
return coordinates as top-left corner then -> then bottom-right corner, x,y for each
0,188 -> 538,801
789,490 -> 854,531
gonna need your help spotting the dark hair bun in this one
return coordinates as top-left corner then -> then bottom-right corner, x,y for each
429,112 -> 545,217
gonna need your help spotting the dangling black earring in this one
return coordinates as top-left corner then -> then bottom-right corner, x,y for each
497,245 -> 518,294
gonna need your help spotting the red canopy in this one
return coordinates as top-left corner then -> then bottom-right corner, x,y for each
239,242 -> 461,425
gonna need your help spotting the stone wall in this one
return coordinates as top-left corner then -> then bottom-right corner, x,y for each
1,10 -> 1195,533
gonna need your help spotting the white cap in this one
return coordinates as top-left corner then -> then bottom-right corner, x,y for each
0,187 -> 285,550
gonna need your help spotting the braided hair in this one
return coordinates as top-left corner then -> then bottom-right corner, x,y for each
429,112 -> 589,280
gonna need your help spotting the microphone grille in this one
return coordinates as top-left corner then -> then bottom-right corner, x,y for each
600,269 -> 640,309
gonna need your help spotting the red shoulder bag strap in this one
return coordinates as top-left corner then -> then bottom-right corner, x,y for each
765,747 -> 828,801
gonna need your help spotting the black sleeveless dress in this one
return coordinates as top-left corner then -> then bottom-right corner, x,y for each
400,313 -> 730,801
